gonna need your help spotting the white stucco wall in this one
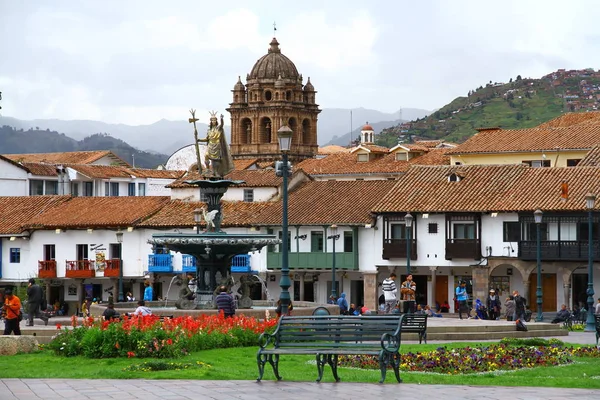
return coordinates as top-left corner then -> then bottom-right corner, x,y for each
170,187 -> 277,202
0,160 -> 28,196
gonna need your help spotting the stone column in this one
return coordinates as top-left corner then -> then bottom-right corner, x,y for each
471,267 -> 490,303
363,272 -> 378,312
45,282 -> 52,307
428,266 -> 438,306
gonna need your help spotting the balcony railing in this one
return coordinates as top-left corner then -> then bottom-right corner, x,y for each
104,259 -> 121,277
266,251 -> 358,270
445,239 -> 482,260
38,260 -> 57,279
382,239 -> 417,260
65,260 -> 96,278
182,255 -> 196,273
148,254 -> 173,272
519,240 -> 600,261
231,254 -> 251,273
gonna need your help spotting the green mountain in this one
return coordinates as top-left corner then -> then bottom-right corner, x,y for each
376,69 -> 600,147
0,125 -> 168,168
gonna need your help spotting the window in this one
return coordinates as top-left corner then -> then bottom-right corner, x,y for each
109,243 -> 122,259
243,189 -> 254,202
105,182 -> 110,196
128,183 -> 136,196
83,182 -> 93,196
265,90 -> 272,101
448,173 -> 461,182
267,228 -> 275,252
199,189 -> 208,202
453,223 -> 475,239
391,224 -> 407,239
526,223 -> 548,241
110,182 -> 119,196
523,160 -> 550,168
153,244 -> 168,254
395,152 -> 408,161
343,231 -> 353,252
428,223 -> 438,234
30,180 -> 44,195
76,244 -> 89,260
71,182 -> 79,197
43,244 -> 55,261
278,230 -> 291,252
9,248 -> 20,263
503,222 -> 520,242
357,153 -> 369,162
138,183 -> 146,196
578,221 -> 599,241
566,159 -> 581,167
46,181 -> 58,195
310,231 -> 324,252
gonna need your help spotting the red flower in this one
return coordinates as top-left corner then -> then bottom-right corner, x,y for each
56,323 -> 62,330
127,351 -> 135,358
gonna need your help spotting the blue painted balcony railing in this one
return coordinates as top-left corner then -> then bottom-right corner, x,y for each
230,254 -> 252,273
148,254 -> 173,272
182,254 -> 196,273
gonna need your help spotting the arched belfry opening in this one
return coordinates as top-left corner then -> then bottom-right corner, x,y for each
226,37 -> 320,161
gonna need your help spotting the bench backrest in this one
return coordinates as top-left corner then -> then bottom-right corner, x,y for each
273,315 -> 403,348
399,313 -> 427,333
595,314 -> 600,332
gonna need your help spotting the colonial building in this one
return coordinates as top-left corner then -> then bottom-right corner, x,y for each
227,37 -> 320,162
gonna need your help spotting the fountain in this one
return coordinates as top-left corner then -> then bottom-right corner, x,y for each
149,110 -> 279,309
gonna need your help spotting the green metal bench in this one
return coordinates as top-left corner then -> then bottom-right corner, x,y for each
595,314 -> 600,346
257,314 -> 419,383
399,313 -> 428,344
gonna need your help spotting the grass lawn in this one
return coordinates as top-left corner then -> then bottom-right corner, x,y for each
2,342 -> 600,388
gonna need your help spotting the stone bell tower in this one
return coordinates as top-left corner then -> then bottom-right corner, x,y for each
226,37 -> 320,162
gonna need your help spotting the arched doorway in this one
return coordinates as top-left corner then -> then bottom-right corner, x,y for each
240,118 -> 252,144
259,117 -> 272,144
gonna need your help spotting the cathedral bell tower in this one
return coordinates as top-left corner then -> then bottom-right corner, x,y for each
227,37 -> 320,162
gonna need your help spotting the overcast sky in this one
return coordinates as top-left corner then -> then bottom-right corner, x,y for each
2,0 -> 600,125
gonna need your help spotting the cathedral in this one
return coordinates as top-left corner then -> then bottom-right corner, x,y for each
227,37 -> 320,162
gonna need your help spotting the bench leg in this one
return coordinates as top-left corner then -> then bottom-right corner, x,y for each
380,352 -> 402,383
327,354 -> 340,382
391,352 -> 402,383
269,354 -> 282,381
316,354 -> 327,382
257,353 -> 281,381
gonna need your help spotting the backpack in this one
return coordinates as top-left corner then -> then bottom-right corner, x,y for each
516,319 -> 528,331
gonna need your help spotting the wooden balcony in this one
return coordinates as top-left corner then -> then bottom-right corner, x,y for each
382,239 -> 417,260
267,251 -> 358,270
38,260 -> 57,279
230,254 -> 251,273
103,259 -> 121,277
148,254 -> 173,272
182,254 -> 196,273
65,260 -> 96,278
519,240 -> 600,261
445,239 -> 482,260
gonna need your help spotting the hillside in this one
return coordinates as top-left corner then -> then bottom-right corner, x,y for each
0,125 -> 168,168
376,69 -> 600,147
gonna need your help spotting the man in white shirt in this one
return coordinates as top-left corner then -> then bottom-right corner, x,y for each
595,298 -> 600,315
382,273 -> 398,314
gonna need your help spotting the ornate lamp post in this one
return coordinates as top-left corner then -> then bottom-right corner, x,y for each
328,224 -> 340,300
585,193 -> 596,332
116,229 -> 124,302
534,209 -> 543,322
404,213 -> 414,276
193,208 -> 202,234
277,125 -> 293,316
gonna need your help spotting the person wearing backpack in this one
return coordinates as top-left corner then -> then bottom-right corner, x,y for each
337,293 -> 349,315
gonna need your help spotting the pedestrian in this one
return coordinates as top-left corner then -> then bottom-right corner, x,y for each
3,288 -> 22,335
102,302 -> 120,321
486,289 -> 501,320
504,295 -> 515,321
26,278 -> 48,326
595,298 -> 600,315
455,281 -> 470,319
336,293 -> 349,315
551,304 -> 571,324
143,280 -> 153,302
132,300 -> 152,316
275,299 -> 293,317
400,274 -> 416,313
382,273 -> 398,314
215,286 -> 235,318
513,290 -> 526,321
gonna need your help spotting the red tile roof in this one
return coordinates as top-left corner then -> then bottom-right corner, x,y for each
318,145 -> 350,155
254,180 -> 398,225
0,196 -> 71,234
167,169 -> 282,188
21,163 -> 59,176
24,196 -> 170,229
537,111 -> 600,128
373,164 -> 600,213
0,155 -> 29,172
578,145 -> 600,166
3,151 -> 130,166
128,168 -> 185,179
233,159 -> 260,170
66,164 -> 132,179
351,144 -> 390,154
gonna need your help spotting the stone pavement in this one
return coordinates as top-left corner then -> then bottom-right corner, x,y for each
1,379 -> 600,400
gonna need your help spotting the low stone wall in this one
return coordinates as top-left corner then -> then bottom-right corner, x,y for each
0,336 -> 39,355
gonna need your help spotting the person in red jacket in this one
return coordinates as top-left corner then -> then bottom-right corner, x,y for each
3,287 -> 22,335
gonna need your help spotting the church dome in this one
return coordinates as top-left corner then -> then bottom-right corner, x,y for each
362,122 -> 374,131
249,38 -> 299,80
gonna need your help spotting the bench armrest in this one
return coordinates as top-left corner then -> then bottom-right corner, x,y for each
380,332 -> 400,353
258,332 -> 276,350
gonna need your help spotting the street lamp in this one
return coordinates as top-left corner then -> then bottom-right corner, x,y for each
585,193 -> 596,332
193,208 -> 202,234
404,213 -> 414,276
277,124 -> 293,316
534,209 -> 543,322
327,224 -> 340,300
115,229 -> 124,302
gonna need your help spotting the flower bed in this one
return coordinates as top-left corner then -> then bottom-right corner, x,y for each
339,339 -> 600,374
47,313 -> 278,358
